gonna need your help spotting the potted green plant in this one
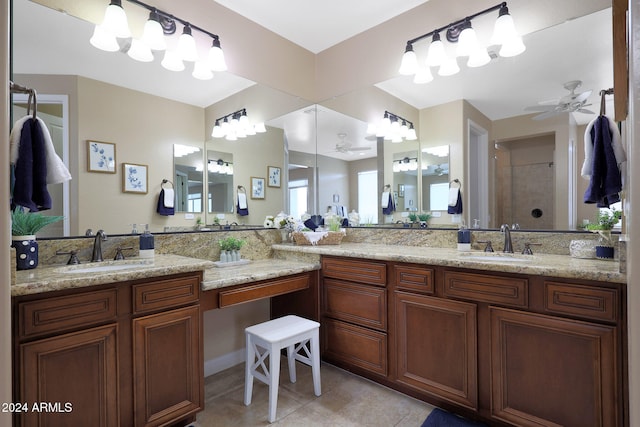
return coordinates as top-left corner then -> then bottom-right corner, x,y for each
418,213 -> 431,228
11,208 -> 63,270
584,209 -> 622,259
408,213 -> 418,225
218,236 -> 246,262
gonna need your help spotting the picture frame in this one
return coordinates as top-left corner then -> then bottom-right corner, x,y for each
267,166 -> 281,188
122,163 -> 148,194
250,177 -> 265,199
398,184 -> 405,198
87,140 -> 116,173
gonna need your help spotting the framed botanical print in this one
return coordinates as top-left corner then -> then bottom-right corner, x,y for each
267,166 -> 281,188
87,140 -> 116,173
122,163 -> 148,194
251,177 -> 265,199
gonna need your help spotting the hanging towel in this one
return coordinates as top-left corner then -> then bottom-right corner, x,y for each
382,191 -> 395,215
156,188 -> 175,216
583,116 -> 623,207
581,115 -> 626,188
10,116 -> 51,211
237,187 -> 249,216
448,183 -> 463,214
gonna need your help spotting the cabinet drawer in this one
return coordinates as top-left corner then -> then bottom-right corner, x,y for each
323,279 -> 387,331
322,257 -> 386,286
18,289 -> 118,339
544,281 -> 619,323
322,318 -> 387,376
394,264 -> 434,294
133,274 -> 200,314
219,274 -> 309,308
443,271 -> 528,308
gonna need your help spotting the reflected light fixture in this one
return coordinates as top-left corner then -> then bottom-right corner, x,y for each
90,0 -> 228,80
398,2 -> 524,83
208,159 -> 234,175
393,157 -> 419,173
367,111 -> 417,143
211,109 -> 267,141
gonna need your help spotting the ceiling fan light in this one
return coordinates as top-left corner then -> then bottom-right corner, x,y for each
499,36 -> 525,57
178,25 -> 198,62
399,43 -> 418,75
101,0 -> 130,38
127,38 -> 153,62
161,49 -> 185,71
413,66 -> 434,84
426,33 -> 446,67
456,21 -> 477,56
467,46 -> 491,67
208,38 -> 227,71
142,10 -> 166,51
90,24 -> 119,52
192,61 -> 213,80
438,56 -> 460,76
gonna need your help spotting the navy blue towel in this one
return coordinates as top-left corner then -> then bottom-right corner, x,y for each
156,189 -> 175,216
12,118 -> 51,211
448,190 -> 463,215
584,116 -> 622,207
421,408 -> 487,427
382,192 -> 395,215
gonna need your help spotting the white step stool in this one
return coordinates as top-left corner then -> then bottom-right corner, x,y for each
244,315 -> 321,423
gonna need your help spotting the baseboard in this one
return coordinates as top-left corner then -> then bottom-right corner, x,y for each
204,349 -> 245,377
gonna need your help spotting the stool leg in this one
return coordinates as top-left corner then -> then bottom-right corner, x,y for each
311,329 -> 321,396
244,333 -> 254,406
287,345 -> 297,383
268,343 -> 280,423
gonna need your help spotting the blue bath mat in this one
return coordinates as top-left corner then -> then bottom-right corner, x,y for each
421,408 -> 488,427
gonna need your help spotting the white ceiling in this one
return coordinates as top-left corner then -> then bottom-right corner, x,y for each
213,0 -> 430,53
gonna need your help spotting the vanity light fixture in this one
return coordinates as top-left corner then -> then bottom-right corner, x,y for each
208,159 -> 234,175
399,2 -> 525,84
90,0 -> 227,79
366,111 -> 417,143
211,109 -> 267,141
393,157 -> 419,173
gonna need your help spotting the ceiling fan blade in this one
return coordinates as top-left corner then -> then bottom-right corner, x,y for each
576,108 -> 595,114
532,110 -> 563,120
573,90 -> 592,103
348,146 -> 371,151
525,105 -> 557,112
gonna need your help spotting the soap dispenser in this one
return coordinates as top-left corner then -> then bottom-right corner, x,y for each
457,222 -> 471,251
139,224 -> 155,259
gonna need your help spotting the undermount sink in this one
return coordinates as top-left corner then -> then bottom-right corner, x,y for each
57,261 -> 151,274
459,253 -> 533,262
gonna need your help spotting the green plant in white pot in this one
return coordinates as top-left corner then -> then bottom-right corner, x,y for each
584,209 -> 622,259
11,208 -> 63,270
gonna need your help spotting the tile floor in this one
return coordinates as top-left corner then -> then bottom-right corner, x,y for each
195,360 -> 435,426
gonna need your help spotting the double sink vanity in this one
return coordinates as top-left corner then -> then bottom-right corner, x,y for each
10,229 -> 627,427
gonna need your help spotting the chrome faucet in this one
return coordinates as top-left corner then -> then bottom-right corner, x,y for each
92,229 -> 107,262
500,224 -> 513,253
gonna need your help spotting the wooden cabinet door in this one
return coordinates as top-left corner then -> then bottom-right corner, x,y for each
394,292 -> 478,410
490,307 -> 620,427
133,305 -> 203,427
20,324 -> 118,427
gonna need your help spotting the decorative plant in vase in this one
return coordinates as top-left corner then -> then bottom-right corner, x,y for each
584,209 -> 622,259
418,213 -> 432,228
11,208 -> 63,270
218,236 -> 246,262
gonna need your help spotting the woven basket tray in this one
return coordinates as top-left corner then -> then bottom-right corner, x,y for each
291,231 -> 345,245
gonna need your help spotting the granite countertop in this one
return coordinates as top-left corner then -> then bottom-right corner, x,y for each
272,243 -> 626,284
201,259 -> 321,291
12,254 -> 215,297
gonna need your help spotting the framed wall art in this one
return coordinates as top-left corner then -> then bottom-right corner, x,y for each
267,166 -> 281,187
251,177 -> 265,199
122,163 -> 148,194
87,140 -> 116,173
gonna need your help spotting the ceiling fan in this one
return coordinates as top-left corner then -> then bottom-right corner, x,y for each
524,80 -> 595,120
333,133 -> 371,154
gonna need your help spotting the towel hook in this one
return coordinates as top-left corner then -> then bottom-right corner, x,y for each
161,179 -> 174,188
449,178 -> 461,188
599,88 -> 614,116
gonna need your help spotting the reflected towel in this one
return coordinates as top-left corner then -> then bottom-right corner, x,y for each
382,192 -> 395,215
237,192 -> 249,216
583,116 -> 622,207
156,189 -> 174,216
448,188 -> 463,214
381,191 -> 390,208
163,188 -> 174,208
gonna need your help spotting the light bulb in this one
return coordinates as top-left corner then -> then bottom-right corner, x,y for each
161,49 -> 185,71
178,25 -> 198,62
398,43 -> 417,75
192,61 -> 213,80
101,0 -> 130,38
208,38 -> 227,71
127,39 -> 153,62
141,10 -> 166,51
90,24 -> 119,52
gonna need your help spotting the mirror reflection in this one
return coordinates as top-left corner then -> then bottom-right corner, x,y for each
392,151 -> 419,212
207,151 -> 234,214
421,145 -> 450,212
173,145 -> 204,213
